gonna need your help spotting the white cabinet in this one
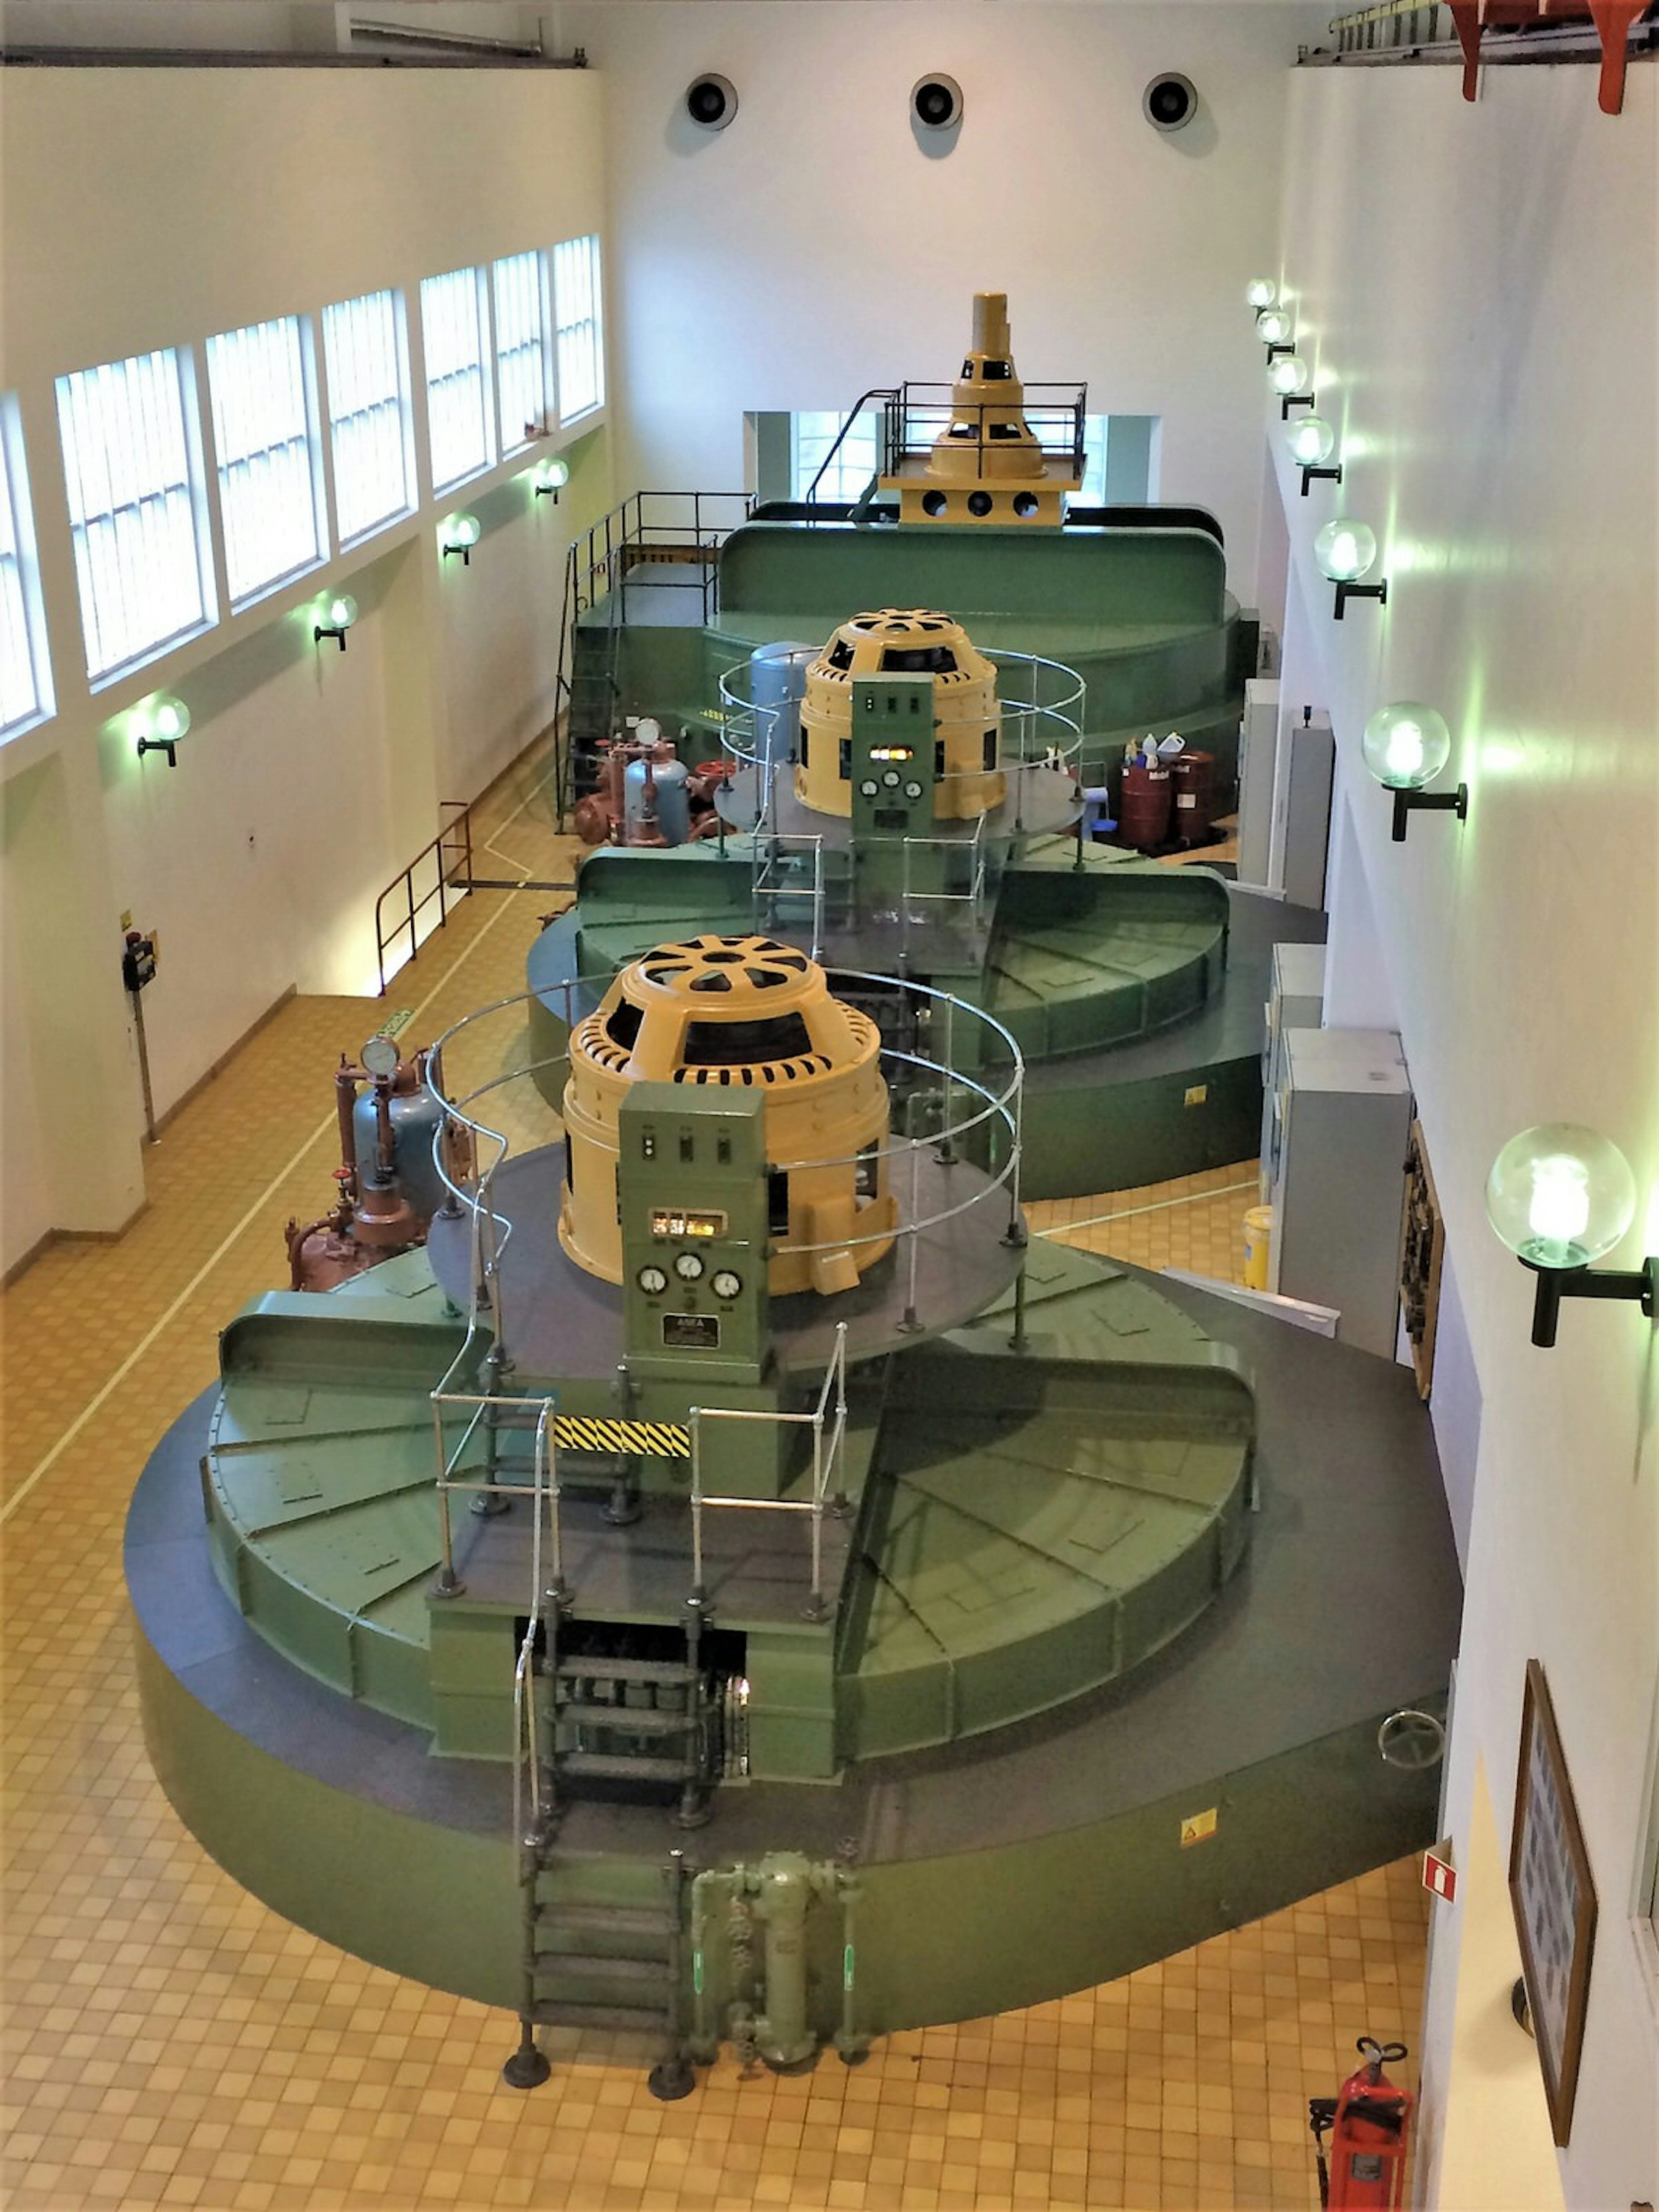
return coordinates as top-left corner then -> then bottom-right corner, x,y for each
1268,1027 -> 1411,1357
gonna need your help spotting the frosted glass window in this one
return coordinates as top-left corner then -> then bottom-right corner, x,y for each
493,251 -> 553,456
791,411 -> 879,503
0,399 -> 54,736
552,234 -> 604,424
421,266 -> 496,493
322,289 -> 415,547
56,349 -> 214,683
205,316 -> 325,607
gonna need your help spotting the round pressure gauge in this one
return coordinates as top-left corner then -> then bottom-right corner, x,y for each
711,1269 -> 742,1301
361,1033 -> 401,1079
859,779 -> 879,799
904,780 -> 924,801
674,1251 -> 705,1282
881,769 -> 901,789
637,1264 -> 668,1296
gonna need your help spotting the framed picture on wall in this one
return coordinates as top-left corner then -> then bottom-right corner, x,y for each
1508,1659 -> 1598,2145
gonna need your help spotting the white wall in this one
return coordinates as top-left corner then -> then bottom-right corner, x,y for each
1268,62 -> 1658,2212
569,0 -> 1324,606
0,64 -> 612,1267
437,476 -> 572,804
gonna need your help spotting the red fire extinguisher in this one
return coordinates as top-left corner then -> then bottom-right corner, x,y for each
1308,2037 -> 1414,2209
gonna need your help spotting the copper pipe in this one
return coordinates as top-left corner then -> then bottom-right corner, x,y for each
334,1062 -> 361,1181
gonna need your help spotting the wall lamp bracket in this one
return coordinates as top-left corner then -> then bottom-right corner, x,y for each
1391,783 -> 1467,842
1334,578 -> 1388,618
1281,393 -> 1316,420
532,482 -> 561,503
1265,342 -> 1295,361
1300,464 -> 1343,497
314,622 -> 349,650
438,515 -> 482,564
1523,1256 -> 1659,1349
134,735 -> 179,768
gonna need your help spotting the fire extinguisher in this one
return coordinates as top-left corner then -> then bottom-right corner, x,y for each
1308,2036 -> 1413,2209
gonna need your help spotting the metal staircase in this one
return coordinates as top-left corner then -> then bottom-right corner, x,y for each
508,1847 -> 696,2100
502,1599 -> 722,2097
549,1643 -> 718,1828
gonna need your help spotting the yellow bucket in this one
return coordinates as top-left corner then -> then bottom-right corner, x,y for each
1242,1205 -> 1274,1291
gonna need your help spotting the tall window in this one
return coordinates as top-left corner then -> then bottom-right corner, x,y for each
421,266 -> 495,493
321,289 -> 415,547
0,400 -> 54,736
205,316 -> 325,608
1078,415 -> 1158,505
493,251 -> 553,457
552,235 -> 604,423
56,350 -> 215,683
791,411 -> 879,503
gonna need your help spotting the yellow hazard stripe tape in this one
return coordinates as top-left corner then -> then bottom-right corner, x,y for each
553,1416 -> 690,1459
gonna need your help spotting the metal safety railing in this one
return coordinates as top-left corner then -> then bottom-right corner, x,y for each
425,979 -> 588,1363
426,1380 -> 562,1848
898,810 -> 992,964
879,384 -> 1089,485
752,833 -> 826,960
373,798 -> 475,995
804,390 -> 899,507
559,490 -> 753,658
688,1321 -> 850,1621
764,968 -> 1027,1334
1328,1 -> 1449,50
430,1385 -> 562,1605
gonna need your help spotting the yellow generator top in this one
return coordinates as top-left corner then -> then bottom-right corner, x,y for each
881,291 -> 1081,528
570,934 -> 872,1087
561,935 -> 898,1296
796,608 -> 1004,821
928,290 -> 1043,486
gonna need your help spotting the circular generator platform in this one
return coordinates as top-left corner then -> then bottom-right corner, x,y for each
132,1240 -> 1462,2042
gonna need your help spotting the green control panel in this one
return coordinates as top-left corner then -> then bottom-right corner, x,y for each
849,674 -> 936,840
619,1084 -> 771,1386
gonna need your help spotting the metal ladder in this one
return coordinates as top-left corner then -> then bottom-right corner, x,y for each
506,1842 -> 696,2101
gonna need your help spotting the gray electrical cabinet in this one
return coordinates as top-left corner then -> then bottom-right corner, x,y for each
1259,942 -> 1327,1202
1268,1027 -> 1411,1356
1236,687 -> 1334,907
1236,677 -> 1280,887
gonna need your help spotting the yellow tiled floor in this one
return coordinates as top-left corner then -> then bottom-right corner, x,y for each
1025,1163 -> 1262,1284
3,741 -> 1425,2210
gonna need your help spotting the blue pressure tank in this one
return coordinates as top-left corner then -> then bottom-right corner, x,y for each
624,749 -> 692,845
749,642 -> 816,768
352,1066 -> 447,1223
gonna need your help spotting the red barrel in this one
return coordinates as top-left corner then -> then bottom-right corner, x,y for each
1119,761 -> 1173,852
1170,750 -> 1215,845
